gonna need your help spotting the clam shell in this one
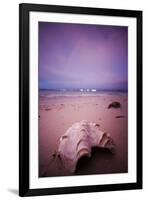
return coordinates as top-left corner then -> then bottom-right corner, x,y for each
57,120 -> 115,173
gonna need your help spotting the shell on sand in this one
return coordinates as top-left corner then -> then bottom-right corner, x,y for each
57,120 -> 115,173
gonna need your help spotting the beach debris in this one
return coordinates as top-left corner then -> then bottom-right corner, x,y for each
54,120 -> 115,173
115,115 -> 125,118
108,101 -> 121,109
45,108 -> 52,111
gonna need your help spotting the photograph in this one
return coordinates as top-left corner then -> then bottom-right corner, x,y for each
19,3 -> 142,196
38,22 -> 128,178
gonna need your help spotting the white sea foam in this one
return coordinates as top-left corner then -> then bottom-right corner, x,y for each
39,90 -> 127,100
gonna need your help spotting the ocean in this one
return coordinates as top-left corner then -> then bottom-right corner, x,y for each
39,89 -> 127,99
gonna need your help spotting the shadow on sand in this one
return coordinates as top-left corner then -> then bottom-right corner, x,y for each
75,147 -> 115,175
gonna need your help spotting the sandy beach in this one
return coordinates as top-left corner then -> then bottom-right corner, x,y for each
39,91 -> 128,177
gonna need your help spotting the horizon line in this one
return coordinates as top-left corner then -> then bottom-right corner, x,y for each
39,88 -> 128,91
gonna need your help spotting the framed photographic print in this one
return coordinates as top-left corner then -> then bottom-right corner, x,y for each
19,3 -> 142,197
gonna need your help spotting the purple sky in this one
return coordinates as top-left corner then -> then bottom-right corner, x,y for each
39,22 -> 128,90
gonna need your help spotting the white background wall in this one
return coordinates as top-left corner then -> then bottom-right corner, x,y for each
0,0 -> 145,199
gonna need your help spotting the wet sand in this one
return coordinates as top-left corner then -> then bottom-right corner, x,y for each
39,94 -> 128,177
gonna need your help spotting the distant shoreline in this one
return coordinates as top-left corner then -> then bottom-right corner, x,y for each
39,89 -> 128,101
39,88 -> 128,93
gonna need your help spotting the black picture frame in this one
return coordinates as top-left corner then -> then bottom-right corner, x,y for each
19,3 -> 143,197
